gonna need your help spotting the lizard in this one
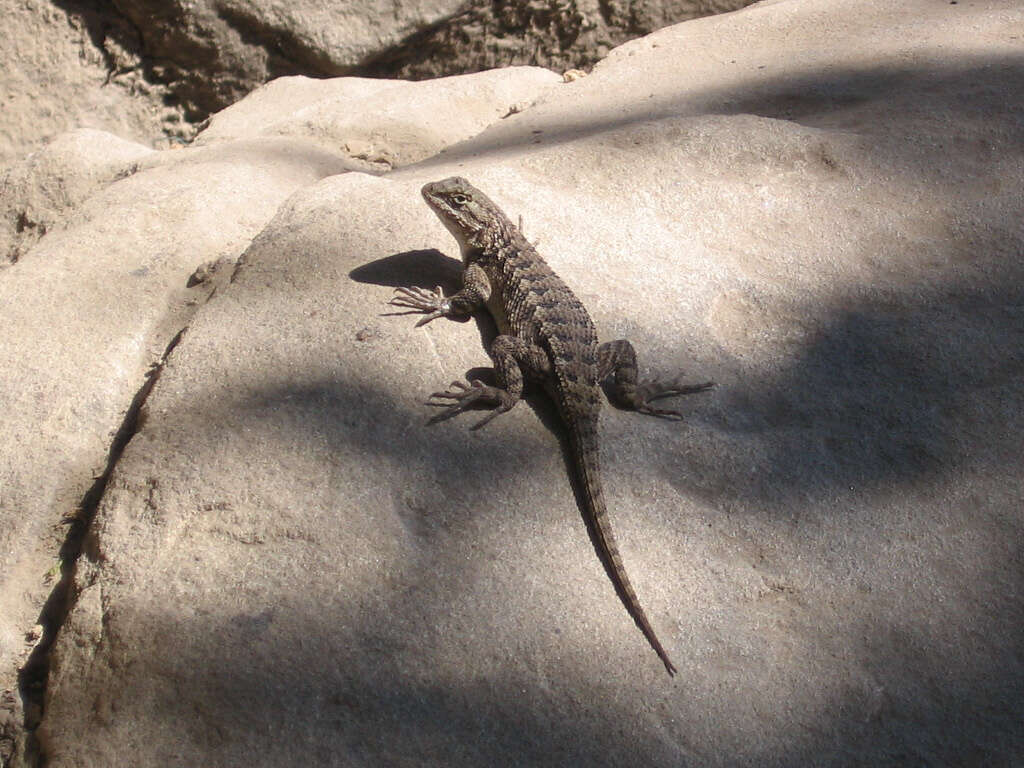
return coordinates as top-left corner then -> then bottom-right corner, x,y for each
388,176 -> 712,676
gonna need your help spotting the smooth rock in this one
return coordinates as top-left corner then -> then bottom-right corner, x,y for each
194,68 -> 563,167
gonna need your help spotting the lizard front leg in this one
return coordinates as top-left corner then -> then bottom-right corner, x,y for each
429,335 -> 552,430
598,339 -> 713,419
389,263 -> 490,326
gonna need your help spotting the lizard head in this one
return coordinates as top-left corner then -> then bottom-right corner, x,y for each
421,177 -> 511,254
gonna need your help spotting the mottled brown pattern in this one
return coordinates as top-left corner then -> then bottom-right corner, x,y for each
389,177 -> 713,675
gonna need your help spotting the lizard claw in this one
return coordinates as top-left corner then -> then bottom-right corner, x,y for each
414,310 -> 445,327
388,285 -> 450,326
636,404 -> 684,420
641,377 -> 715,402
633,377 -> 714,419
428,380 -> 472,400
425,379 -> 514,427
389,285 -> 445,307
469,405 -> 512,430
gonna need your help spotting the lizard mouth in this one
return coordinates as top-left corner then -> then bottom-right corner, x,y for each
421,180 -> 450,205
421,187 -> 448,220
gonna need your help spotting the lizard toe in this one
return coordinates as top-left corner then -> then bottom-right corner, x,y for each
424,379 -> 516,427
639,377 -> 715,403
636,405 -> 684,420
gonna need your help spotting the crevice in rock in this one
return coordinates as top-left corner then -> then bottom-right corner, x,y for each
48,0 -> 197,134
213,5 -> 345,81
50,0 -> 152,91
354,0 -> 601,81
7,213 -> 48,267
14,323 -> 188,768
353,0 -> 760,80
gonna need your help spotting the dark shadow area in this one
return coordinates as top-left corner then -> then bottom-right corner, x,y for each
33,347 -> 1023,764
663,267 -> 1024,517
212,5 -> 348,81
341,232 -> 1024,765
33,267 -> 1022,766
166,313 -> 1024,767
46,0 -> 200,114
46,604 -> 685,767
47,0 -> 334,121
715,57 -> 1024,137
352,0 -> 761,81
353,0 -> 593,81
349,248 -> 464,293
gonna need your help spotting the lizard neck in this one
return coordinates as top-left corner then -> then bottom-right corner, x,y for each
459,215 -> 517,259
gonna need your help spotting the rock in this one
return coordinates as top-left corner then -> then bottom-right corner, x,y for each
0,130 -> 155,264
85,0 -> 760,117
10,0 -> 1024,764
0,0 -> 756,171
105,0 -> 475,118
0,66 -> 566,767
0,0 -> 187,170
360,0 -> 759,80
0,133 -> 356,766
193,68 -> 563,167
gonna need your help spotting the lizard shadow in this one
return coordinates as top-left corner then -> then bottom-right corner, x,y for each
350,248 -> 476,328
349,248 -> 464,292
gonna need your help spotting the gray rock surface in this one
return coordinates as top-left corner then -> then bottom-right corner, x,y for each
0,130 -> 155,265
0,134 -> 356,766
5,0 -> 1024,765
92,0 -> 759,115
100,0 -> 466,118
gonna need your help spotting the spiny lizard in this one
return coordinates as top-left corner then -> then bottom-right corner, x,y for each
389,176 -> 712,676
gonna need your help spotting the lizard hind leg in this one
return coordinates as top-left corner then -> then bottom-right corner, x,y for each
427,335 -> 551,430
597,339 -> 713,420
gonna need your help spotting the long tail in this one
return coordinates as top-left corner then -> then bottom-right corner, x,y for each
566,412 -> 677,676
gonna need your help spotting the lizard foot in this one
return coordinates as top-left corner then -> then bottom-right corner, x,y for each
426,379 -> 516,430
387,285 -> 449,327
633,377 -> 715,419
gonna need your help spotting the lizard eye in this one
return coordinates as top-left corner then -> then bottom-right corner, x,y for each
450,193 -> 471,206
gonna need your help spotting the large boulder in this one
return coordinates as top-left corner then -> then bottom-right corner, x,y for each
5,0 -> 1023,764
354,0 -> 760,79
0,68 -> 559,766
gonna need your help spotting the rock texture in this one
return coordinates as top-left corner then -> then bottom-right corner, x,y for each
86,0 -> 758,115
0,0 -> 755,170
4,0 -> 1024,765
358,0 -> 759,79
95,0 -> 468,119
193,67 -> 562,167
0,0 -> 189,171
